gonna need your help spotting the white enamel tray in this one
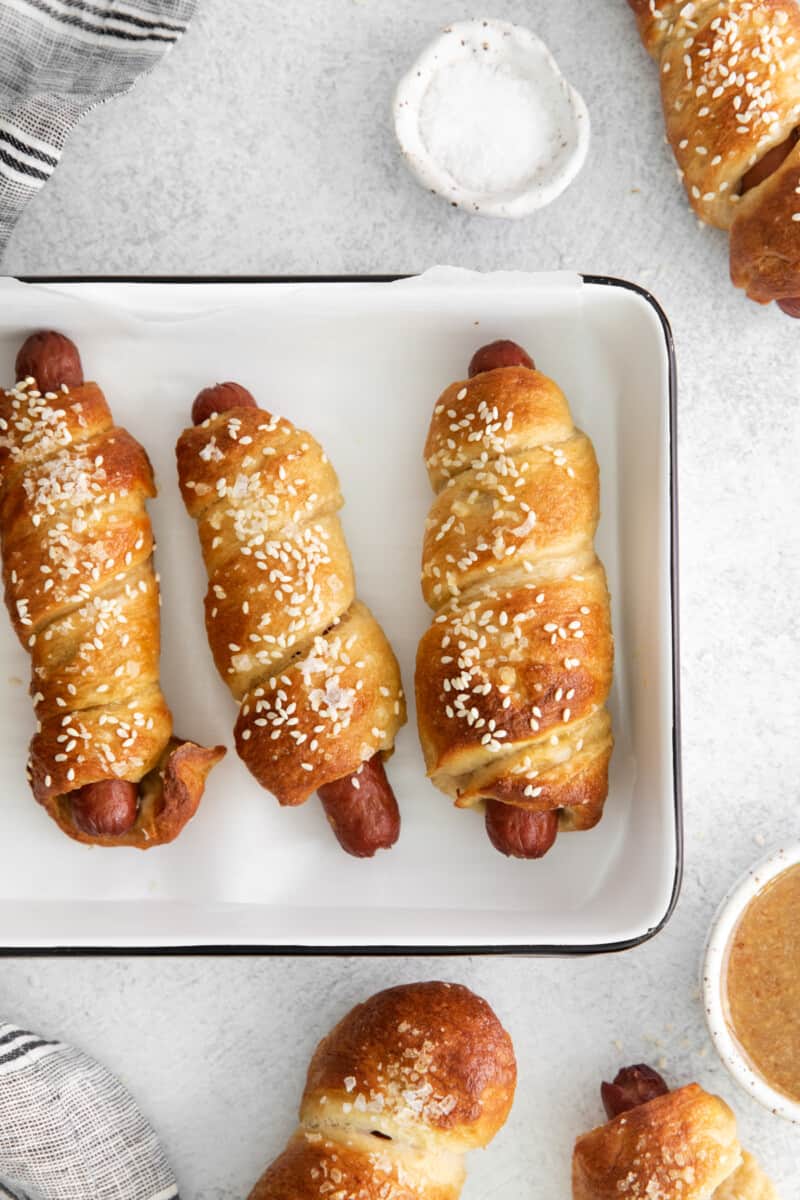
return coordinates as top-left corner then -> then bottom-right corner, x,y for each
0,270 -> 680,952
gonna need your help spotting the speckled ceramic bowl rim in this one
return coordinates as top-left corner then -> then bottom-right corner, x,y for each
703,841 -> 800,1123
393,19 -> 590,219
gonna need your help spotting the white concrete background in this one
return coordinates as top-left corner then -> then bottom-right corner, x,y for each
2,0 -> 800,1195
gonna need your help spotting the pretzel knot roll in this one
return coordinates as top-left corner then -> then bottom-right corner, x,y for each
628,0 -> 800,311
175,387 -> 406,857
572,1066 -> 779,1200
0,332 -> 225,848
248,981 -> 517,1200
415,343 -> 614,859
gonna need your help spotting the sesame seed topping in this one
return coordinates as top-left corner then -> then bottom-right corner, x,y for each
180,409 -> 405,786
420,362 -> 611,808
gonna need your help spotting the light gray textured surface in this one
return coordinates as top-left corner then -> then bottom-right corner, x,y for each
1,0 -> 800,1195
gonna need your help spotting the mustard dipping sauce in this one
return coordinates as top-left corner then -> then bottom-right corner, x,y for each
725,862 -> 800,1102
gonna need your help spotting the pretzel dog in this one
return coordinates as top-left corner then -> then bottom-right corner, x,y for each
0,331 -> 224,847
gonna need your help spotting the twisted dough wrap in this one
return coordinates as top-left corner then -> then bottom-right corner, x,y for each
573,1074 -> 779,1199
175,393 -> 406,849
628,0 -> 800,307
415,346 -> 613,857
0,333 -> 224,848
248,981 -> 517,1200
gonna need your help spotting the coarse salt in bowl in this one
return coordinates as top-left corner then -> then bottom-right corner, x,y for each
393,19 -> 590,219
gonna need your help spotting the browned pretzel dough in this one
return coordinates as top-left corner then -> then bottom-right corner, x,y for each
573,1062 -> 779,1198
0,331 -> 224,847
248,982 -> 517,1200
176,383 -> 406,857
415,341 -> 614,859
629,0 -> 800,313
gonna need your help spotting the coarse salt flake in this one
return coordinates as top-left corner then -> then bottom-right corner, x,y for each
419,59 -> 566,194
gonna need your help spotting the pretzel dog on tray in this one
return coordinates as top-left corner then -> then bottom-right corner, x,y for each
415,340 -> 614,859
176,382 -> 406,858
0,332 -> 225,847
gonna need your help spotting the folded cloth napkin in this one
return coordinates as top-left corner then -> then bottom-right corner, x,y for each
0,1023 -> 179,1200
0,0 -> 197,259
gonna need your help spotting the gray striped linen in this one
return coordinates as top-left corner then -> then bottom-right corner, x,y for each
0,0 -> 197,257
0,1023 -> 179,1200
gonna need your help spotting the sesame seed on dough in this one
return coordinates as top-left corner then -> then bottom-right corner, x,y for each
418,365 -> 613,815
1,374 -> 169,804
176,406 -> 404,795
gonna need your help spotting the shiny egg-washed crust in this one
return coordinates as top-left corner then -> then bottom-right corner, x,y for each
422,431 -> 599,609
0,373 -> 224,848
249,1130 -> 465,1200
628,0 -> 800,304
423,366 -> 573,492
176,406 -> 405,807
234,601 -> 404,806
302,983 -> 517,1154
572,1084 -> 778,1200
416,366 -> 613,830
248,982 -> 516,1200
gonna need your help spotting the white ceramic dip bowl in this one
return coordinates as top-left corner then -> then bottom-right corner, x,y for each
703,842 -> 800,1123
393,19 -> 590,219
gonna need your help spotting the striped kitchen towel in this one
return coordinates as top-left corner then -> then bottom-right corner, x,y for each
0,1023 -> 179,1200
0,0 -> 197,258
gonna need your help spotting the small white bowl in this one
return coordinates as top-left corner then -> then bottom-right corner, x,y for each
393,19 -> 590,219
703,842 -> 800,1123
